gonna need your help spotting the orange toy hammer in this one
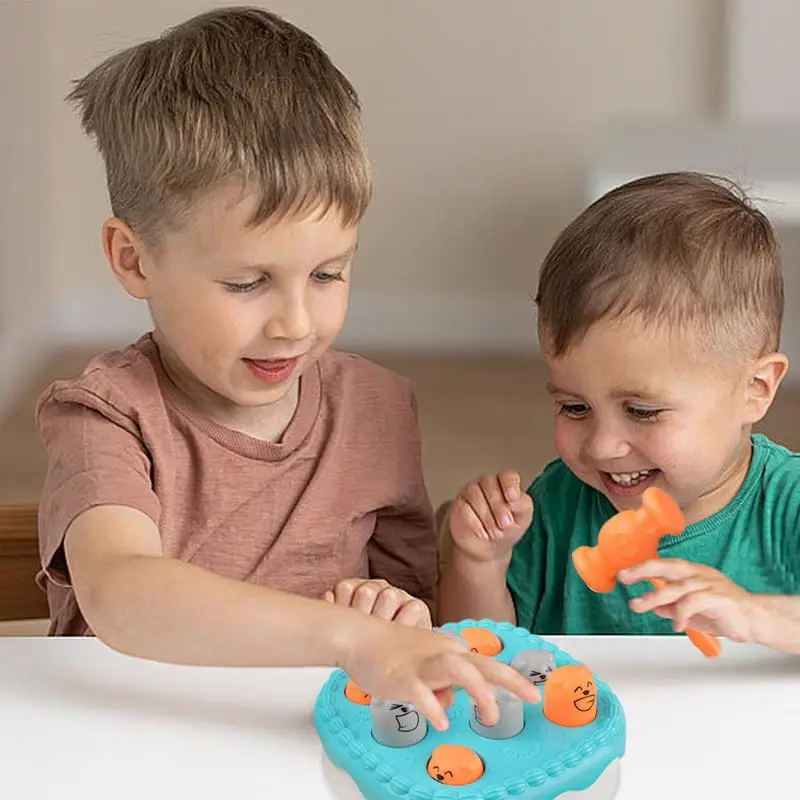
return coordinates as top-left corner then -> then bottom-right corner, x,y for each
571,487 -> 721,658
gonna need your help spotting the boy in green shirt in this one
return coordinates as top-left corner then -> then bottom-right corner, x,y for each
438,172 -> 800,653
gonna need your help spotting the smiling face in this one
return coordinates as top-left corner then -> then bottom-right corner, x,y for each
511,649 -> 556,687
104,180 -> 356,441
388,703 -> 420,732
426,745 -> 484,786
543,664 -> 598,727
572,682 -> 596,713
371,699 -> 426,748
543,316 -> 780,525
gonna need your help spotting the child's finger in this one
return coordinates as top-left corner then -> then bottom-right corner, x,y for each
629,578 -> 711,614
670,591 -> 723,633
451,497 -> 490,541
434,686 -> 456,709
370,586 -> 406,621
350,580 -> 389,615
394,598 -> 432,629
472,655 -> 542,705
407,681 -> 450,731
652,604 -> 677,619
497,470 -> 522,503
420,655 -> 500,725
462,484 -> 503,540
618,558 -> 702,585
478,474 -> 515,532
329,578 -> 358,606
322,590 -> 335,603
481,475 -> 514,539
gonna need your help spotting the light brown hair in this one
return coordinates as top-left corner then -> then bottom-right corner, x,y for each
535,172 -> 784,362
67,6 -> 371,246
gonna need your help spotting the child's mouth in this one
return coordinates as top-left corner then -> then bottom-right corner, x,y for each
243,356 -> 300,384
600,469 -> 660,497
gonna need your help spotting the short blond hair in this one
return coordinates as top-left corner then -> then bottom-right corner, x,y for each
535,172 -> 784,361
67,6 -> 372,244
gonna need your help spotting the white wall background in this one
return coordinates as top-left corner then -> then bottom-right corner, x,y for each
724,0 -> 800,373
0,0 -> 57,415
724,0 -> 800,122
9,0 -> 790,419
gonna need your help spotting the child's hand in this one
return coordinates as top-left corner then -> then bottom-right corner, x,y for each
448,470 -> 533,562
619,559 -> 761,642
323,578 -> 432,629
344,623 -> 541,731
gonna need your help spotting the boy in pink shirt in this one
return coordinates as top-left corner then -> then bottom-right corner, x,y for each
35,6 -> 537,726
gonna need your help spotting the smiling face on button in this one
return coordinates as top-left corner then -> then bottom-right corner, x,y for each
543,664 -> 598,727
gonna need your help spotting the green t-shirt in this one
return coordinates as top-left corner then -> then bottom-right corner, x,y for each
507,434 -> 800,635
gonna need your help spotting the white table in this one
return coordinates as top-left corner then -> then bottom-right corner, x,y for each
1,636 -> 798,799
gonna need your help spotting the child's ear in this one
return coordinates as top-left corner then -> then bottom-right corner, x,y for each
743,352 -> 789,423
101,217 -> 154,300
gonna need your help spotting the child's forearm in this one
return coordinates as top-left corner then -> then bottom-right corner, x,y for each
437,550 -> 516,625
82,554 -> 376,668
753,594 -> 800,654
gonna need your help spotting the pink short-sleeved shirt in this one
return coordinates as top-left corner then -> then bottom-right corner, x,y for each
36,334 -> 437,636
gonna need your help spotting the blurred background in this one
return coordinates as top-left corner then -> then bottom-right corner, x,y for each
2,0 -> 799,629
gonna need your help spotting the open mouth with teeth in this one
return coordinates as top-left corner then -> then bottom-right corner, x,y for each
609,469 -> 656,486
601,468 -> 660,496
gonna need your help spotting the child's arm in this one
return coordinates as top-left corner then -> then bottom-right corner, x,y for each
751,596 -> 800,653
436,471 -> 533,625
619,559 -> 800,654
65,503 -> 367,667
64,503 -> 540,728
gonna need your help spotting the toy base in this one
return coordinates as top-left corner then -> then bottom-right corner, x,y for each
321,751 -> 622,800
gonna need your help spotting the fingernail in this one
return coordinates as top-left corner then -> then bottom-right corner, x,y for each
501,514 -> 513,528
508,487 -> 519,500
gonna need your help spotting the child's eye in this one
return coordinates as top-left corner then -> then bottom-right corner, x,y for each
223,278 -> 265,293
557,402 -> 590,419
312,270 -> 345,284
625,405 -> 663,423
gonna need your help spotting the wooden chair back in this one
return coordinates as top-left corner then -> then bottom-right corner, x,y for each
0,504 -> 49,621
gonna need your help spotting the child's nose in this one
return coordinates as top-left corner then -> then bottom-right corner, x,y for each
584,422 -> 630,462
264,295 -> 313,341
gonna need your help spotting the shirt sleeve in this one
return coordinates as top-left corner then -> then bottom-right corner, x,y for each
367,390 -> 437,607
36,385 -> 161,587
